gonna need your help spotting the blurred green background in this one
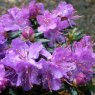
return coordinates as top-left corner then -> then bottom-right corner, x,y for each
0,0 -> 95,39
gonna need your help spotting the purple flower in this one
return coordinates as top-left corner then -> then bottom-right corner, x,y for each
0,0 -> 94,91
51,36 -> 95,85
73,36 -> 94,65
44,29 -> 65,47
0,44 -> 7,60
0,14 -> 16,31
74,36 -> 93,50
11,38 -> 51,60
0,19 -> 7,44
53,1 -> 79,27
37,11 -> 57,32
52,47 -> 76,79
28,41 -> 52,60
0,7 -> 30,32
8,7 -> 30,21
0,31 -> 6,44
38,59 -> 63,91
0,64 -> 5,81
0,64 -> 8,92
0,22 -> 4,33
0,17 -> 6,44
1,38 -> 51,90
71,36 -> 95,84
3,54 -> 40,91
56,18 -> 70,30
53,2 -> 75,18
29,0 -> 44,18
0,25 -> 7,59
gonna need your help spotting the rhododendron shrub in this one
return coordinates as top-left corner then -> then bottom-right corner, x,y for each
0,0 -> 95,95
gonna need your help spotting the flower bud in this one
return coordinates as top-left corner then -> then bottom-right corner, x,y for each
29,1 -> 44,18
21,26 -> 34,41
73,73 -> 86,86
0,79 -> 9,92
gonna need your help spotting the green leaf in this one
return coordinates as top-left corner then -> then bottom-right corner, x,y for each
89,84 -> 95,92
34,32 -> 43,37
72,30 -> 84,41
47,48 -> 54,53
70,88 -> 78,95
9,89 -> 16,95
83,81 -> 95,93
36,39 -> 50,43
8,31 -> 22,39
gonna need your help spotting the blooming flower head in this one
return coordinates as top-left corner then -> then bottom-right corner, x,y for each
73,36 -> 94,65
0,7 -> 30,32
53,1 -> 79,19
53,1 -> 79,27
52,47 -> 76,79
37,11 -> 57,32
1,38 -> 51,91
29,0 -> 44,18
38,59 -> 63,91
11,38 -> 51,60
74,36 -> 93,50
52,36 -> 95,85
44,29 -> 65,47
53,2 -> 75,18
56,18 -> 70,30
71,36 -> 95,84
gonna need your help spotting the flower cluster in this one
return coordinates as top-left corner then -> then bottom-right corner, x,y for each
52,36 -> 95,85
0,0 -> 94,93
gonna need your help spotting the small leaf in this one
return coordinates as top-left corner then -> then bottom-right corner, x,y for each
34,32 -> 43,37
71,88 -> 78,95
73,32 -> 83,41
89,84 -> 95,92
36,39 -> 50,43
9,89 -> 16,95
47,48 -> 54,53
8,31 -> 22,39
